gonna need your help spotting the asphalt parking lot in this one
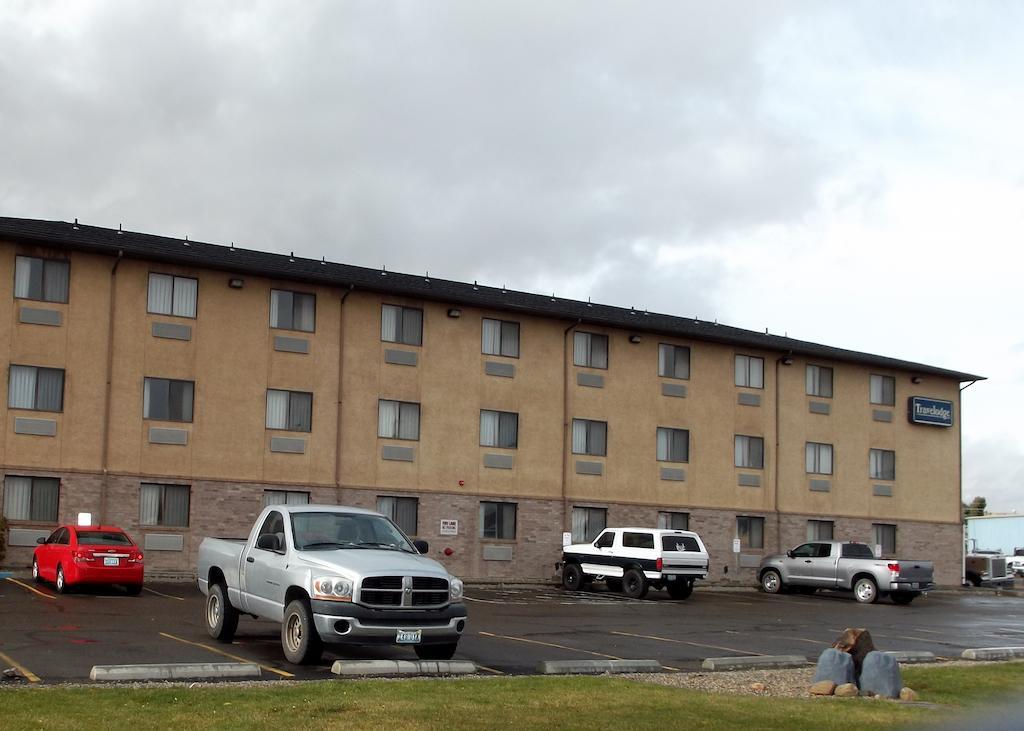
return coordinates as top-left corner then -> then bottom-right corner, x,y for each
2,576 -> 1023,683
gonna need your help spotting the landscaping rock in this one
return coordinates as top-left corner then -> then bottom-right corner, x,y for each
831,628 -> 876,676
809,680 -> 837,696
750,682 -> 767,693
835,683 -> 859,697
812,648 -> 856,685
859,651 -> 902,699
899,687 -> 919,702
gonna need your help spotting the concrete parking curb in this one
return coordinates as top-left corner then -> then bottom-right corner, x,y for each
701,655 -> 809,671
330,660 -> 478,677
90,662 -> 260,681
885,651 -> 936,664
961,647 -> 1024,661
536,659 -> 663,675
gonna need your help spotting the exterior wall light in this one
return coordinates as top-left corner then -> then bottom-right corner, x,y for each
781,357 -> 794,365
228,278 -> 244,289
628,334 -> 642,344
447,308 -> 461,318
911,376 -> 922,384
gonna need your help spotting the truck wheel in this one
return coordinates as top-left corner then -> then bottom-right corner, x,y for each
622,568 -> 649,599
562,563 -> 585,591
760,569 -> 783,594
206,583 -> 239,642
891,592 -> 917,605
414,643 -> 458,660
853,577 -> 878,604
282,598 -> 323,664
667,580 -> 693,600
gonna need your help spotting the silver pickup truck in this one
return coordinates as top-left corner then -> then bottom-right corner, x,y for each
758,540 -> 934,604
197,504 -> 467,664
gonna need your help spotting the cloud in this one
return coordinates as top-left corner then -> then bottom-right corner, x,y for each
964,436 -> 1024,514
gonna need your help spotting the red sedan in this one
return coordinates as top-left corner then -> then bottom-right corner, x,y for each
32,525 -> 144,595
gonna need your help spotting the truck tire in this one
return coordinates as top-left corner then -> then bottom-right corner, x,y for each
667,579 -> 693,600
853,576 -> 879,604
760,569 -> 783,594
282,598 -> 323,664
891,591 -> 917,605
622,568 -> 649,599
206,582 -> 239,642
562,563 -> 585,591
415,643 -> 458,660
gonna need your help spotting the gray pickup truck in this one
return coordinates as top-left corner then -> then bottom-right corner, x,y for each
197,504 -> 467,664
758,540 -> 934,604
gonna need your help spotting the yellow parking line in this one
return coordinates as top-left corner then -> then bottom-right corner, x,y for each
479,631 -> 624,660
5,577 -> 55,600
0,650 -> 40,683
611,630 -> 765,657
143,587 -> 185,601
159,632 -> 295,678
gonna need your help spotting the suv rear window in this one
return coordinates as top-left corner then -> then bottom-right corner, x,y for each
622,532 -> 655,549
662,535 -> 700,552
77,531 -> 132,546
841,543 -> 874,559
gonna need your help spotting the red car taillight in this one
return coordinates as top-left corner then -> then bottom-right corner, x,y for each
129,551 -> 143,563
73,550 -> 93,563
656,557 -> 663,571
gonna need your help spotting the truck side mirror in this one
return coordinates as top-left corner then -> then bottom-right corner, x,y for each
786,550 -> 794,559
256,534 -> 281,551
413,539 -> 429,554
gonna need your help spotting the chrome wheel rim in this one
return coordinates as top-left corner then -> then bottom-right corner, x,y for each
32,560 -> 38,580
856,581 -> 875,601
285,612 -> 303,653
763,573 -> 778,592
56,568 -> 64,591
207,592 -> 221,629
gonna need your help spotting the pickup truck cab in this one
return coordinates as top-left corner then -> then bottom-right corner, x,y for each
197,505 -> 467,664
758,541 -> 934,604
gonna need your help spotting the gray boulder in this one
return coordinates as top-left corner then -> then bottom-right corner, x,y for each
813,648 -> 856,685
859,650 -> 903,699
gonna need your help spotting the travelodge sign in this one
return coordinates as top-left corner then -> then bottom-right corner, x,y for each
908,397 -> 954,427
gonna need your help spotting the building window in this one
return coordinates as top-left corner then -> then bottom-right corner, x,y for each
480,410 -> 518,449
873,523 -> 896,555
378,399 -> 420,440
139,483 -> 190,527
806,365 -> 833,398
482,318 -> 519,358
807,519 -> 834,541
870,374 -> 895,406
14,256 -> 69,303
805,442 -> 834,475
869,449 -> 896,480
270,289 -> 315,332
571,506 -> 607,543
143,378 -> 194,422
480,501 -> 516,539
263,490 -> 309,508
2,476 -> 59,522
265,389 -> 313,432
572,419 -> 607,456
656,427 -> 689,462
8,365 -> 64,412
737,515 -> 764,550
658,511 -> 689,530
378,496 -> 419,536
735,355 -> 764,389
381,304 -> 423,346
658,344 -> 690,380
573,332 -> 608,369
734,435 -> 764,469
147,273 -> 197,318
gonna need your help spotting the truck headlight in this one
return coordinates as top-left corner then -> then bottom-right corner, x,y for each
449,577 -> 464,601
313,576 -> 353,602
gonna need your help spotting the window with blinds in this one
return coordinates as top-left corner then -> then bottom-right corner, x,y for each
573,332 -> 608,369
481,318 -> 520,357
378,399 -> 420,440
144,378 -> 194,422
571,506 -> 606,543
807,519 -> 834,541
658,511 -> 689,530
658,344 -> 690,379
265,389 -> 313,432
270,289 -> 316,332
7,365 -> 64,412
480,501 -> 517,539
805,442 -> 834,475
139,483 -> 190,527
870,374 -> 895,406
734,435 -> 764,469
147,273 -> 198,318
571,419 -> 607,456
14,256 -> 69,303
806,365 -> 834,398
656,427 -> 689,462
734,354 -> 764,388
263,490 -> 310,507
381,304 -> 423,345
378,496 -> 419,536
480,410 -> 518,449
873,523 -> 897,555
737,515 -> 765,550
2,475 -> 59,522
869,449 -> 896,480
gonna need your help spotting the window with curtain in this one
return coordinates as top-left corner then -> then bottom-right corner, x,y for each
377,496 -> 419,536
481,318 -> 520,357
806,365 -> 833,398
870,374 -> 895,406
14,256 -> 70,303
737,515 -> 764,550
869,448 -> 896,480
147,273 -> 198,318
873,523 -> 897,555
805,442 -> 834,475
658,344 -> 690,379
571,506 -> 607,543
734,435 -> 764,469
263,490 -> 310,507
139,483 -> 190,527
480,501 -> 517,539
571,419 -> 607,456
480,410 -> 518,449
658,511 -> 689,530
734,355 -> 764,388
380,304 -> 423,345
270,289 -> 316,332
143,378 -> 194,422
8,365 -> 64,412
807,520 -> 834,541
573,332 -> 608,369
656,427 -> 689,462
265,389 -> 313,432
3,475 -> 59,522
377,399 -> 421,440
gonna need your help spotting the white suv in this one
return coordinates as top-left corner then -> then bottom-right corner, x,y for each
559,527 -> 710,599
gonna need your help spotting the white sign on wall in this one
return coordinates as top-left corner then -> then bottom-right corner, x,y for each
440,519 -> 458,536
732,538 -> 741,554
562,532 -> 572,547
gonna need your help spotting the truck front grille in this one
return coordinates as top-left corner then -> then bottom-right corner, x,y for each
992,558 -> 1007,577
360,576 -> 450,608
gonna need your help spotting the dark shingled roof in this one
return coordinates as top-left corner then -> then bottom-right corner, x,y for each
0,216 -> 984,382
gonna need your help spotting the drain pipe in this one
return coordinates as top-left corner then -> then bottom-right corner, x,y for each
774,353 -> 793,553
333,285 -> 355,503
561,319 -> 582,534
99,250 -> 124,523
959,379 -> 978,586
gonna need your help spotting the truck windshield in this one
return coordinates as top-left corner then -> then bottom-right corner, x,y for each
290,512 -> 415,553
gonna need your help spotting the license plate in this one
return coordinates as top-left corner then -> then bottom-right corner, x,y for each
664,574 -> 676,580
103,557 -> 119,567
396,629 -> 421,644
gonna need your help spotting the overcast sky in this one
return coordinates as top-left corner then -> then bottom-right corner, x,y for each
2,1 -> 1021,513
